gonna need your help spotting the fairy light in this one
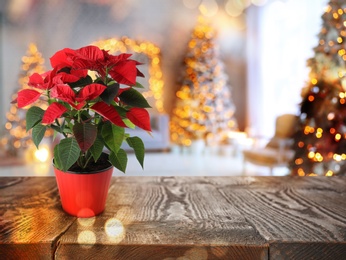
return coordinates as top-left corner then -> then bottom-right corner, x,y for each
92,37 -> 165,113
1,43 -> 53,159
326,170 -> 334,176
333,153 -> 342,161
316,128 -> 323,138
170,17 -> 238,146
295,158 -> 303,165
314,152 -> 323,162
293,51 -> 346,177
297,168 -> 305,176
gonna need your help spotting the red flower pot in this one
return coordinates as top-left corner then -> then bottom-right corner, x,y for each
54,165 -> 113,218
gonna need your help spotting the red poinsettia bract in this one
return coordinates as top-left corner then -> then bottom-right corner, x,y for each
13,44 -> 151,173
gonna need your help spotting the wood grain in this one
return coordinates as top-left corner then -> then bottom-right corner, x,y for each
56,176 -> 267,259
1,176 -> 346,259
0,177 -> 76,259
216,176 -> 346,259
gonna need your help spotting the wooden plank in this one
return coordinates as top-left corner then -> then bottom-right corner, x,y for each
2,176 -> 346,259
56,177 -> 268,259
216,176 -> 346,259
0,177 -> 76,259
270,242 -> 346,260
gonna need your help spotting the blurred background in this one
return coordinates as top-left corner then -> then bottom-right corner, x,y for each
0,0 -> 331,175
0,0 -> 327,131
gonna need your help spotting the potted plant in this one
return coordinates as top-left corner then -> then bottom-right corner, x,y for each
13,45 -> 152,217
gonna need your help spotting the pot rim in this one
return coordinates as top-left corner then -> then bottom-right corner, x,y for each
53,163 -> 114,175
53,152 -> 113,175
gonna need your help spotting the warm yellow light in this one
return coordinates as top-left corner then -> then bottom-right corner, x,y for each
78,230 -> 96,245
78,217 -> 96,227
338,49 -> 346,56
34,146 -> 50,163
335,133 -> 342,141
325,5 -> 332,13
333,153 -> 342,162
105,218 -> 125,243
92,37 -> 165,113
337,37 -> 343,43
5,122 -> 12,130
311,78 -> 318,84
199,0 -> 218,17
304,126 -> 314,134
316,132 -> 322,138
225,0 -> 243,17
316,128 -> 323,138
297,168 -> 305,176
326,170 -> 334,176
14,140 -> 21,148
295,158 -> 303,165
314,152 -> 323,162
308,151 -> 315,159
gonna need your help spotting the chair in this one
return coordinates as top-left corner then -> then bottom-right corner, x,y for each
242,114 -> 298,175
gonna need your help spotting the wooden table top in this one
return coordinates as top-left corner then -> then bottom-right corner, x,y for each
1,176 -> 346,260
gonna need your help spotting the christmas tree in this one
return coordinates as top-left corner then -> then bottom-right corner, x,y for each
0,43 -> 49,160
170,17 -> 238,147
290,0 -> 346,176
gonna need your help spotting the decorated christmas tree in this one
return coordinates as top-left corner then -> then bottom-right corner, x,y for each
170,18 -> 238,148
290,0 -> 346,176
0,43 -> 49,159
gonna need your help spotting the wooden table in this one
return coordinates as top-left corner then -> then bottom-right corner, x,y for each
1,176 -> 346,259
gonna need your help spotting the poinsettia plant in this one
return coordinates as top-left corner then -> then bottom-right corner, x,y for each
13,45 -> 151,173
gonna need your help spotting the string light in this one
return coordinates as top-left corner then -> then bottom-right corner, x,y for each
92,37 -> 165,113
291,1 -> 346,176
1,43 -> 52,159
170,17 -> 238,146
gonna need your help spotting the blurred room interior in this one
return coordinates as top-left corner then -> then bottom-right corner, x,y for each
0,0 -> 329,176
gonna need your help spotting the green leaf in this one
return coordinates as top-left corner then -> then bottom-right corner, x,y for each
73,122 -> 97,152
54,137 -> 81,171
119,88 -> 151,108
101,122 -> 125,154
134,82 -> 145,89
100,82 -> 119,105
32,124 -> 47,149
26,106 -> 44,131
123,119 -> 136,129
109,149 -> 127,173
69,75 -> 93,88
50,124 -> 63,134
90,136 -> 104,162
126,136 -> 145,168
114,106 -> 127,118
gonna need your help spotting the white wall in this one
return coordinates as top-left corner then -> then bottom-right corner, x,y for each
246,0 -> 328,138
0,0 -> 246,128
